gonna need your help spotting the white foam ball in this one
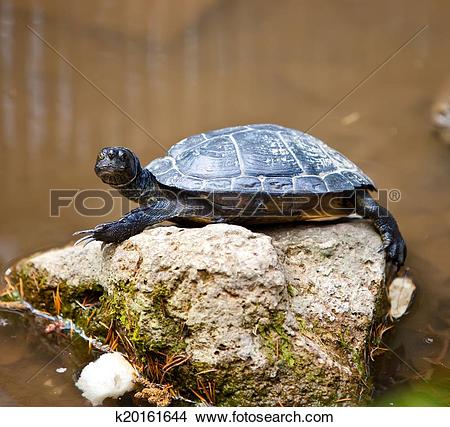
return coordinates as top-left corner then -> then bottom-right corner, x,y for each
75,352 -> 137,406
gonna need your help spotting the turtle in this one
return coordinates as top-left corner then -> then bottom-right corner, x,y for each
74,124 -> 406,267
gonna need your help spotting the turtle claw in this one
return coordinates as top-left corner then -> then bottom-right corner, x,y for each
377,237 -> 392,254
73,229 -> 95,237
74,235 -> 96,247
380,234 -> 406,268
387,239 -> 407,268
73,220 -> 132,246
82,238 -> 97,248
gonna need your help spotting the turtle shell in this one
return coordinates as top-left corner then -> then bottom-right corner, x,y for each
147,124 -> 375,194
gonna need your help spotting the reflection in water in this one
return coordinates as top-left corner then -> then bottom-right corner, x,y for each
27,3 -> 46,157
0,310 -> 90,406
56,46 -> 73,158
0,0 -> 14,150
0,0 -> 449,406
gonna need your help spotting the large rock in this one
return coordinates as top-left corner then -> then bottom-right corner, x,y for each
11,221 -> 386,406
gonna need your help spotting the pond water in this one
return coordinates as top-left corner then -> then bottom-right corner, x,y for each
0,0 -> 449,406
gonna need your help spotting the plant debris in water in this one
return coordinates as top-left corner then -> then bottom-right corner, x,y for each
0,275 -> 202,407
133,377 -> 173,407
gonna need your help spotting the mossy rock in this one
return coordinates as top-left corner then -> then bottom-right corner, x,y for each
6,222 -> 386,406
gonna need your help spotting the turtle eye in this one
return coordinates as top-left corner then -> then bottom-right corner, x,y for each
97,151 -> 105,160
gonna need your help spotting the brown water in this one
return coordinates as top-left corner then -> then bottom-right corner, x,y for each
1,0 -> 449,406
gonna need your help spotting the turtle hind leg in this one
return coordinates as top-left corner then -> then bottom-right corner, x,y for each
355,191 -> 407,268
74,197 -> 181,245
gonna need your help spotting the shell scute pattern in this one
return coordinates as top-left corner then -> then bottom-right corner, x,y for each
204,125 -> 251,138
263,177 -> 294,192
149,156 -> 173,175
232,176 -> 263,192
155,168 -> 180,187
326,148 -> 359,170
248,124 -> 287,132
293,176 -> 327,193
204,178 -> 233,190
148,124 -> 375,194
168,133 -> 206,159
323,173 -> 354,191
278,130 -> 335,175
341,170 -> 373,188
233,129 -> 303,177
175,175 -> 204,191
176,136 -> 240,179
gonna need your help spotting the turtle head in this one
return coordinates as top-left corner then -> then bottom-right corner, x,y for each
95,147 -> 141,187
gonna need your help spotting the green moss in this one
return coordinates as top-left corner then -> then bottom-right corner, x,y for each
351,349 -> 368,382
337,328 -> 352,352
287,283 -> 298,298
0,287 -> 21,302
11,266 -> 103,319
139,281 -> 187,353
91,280 -> 184,356
8,260 -> 375,406
12,262 -> 188,359
295,315 -> 309,333
258,311 -> 296,368
334,327 -> 370,396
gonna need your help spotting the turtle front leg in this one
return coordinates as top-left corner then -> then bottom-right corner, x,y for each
74,198 -> 181,246
355,191 -> 407,268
